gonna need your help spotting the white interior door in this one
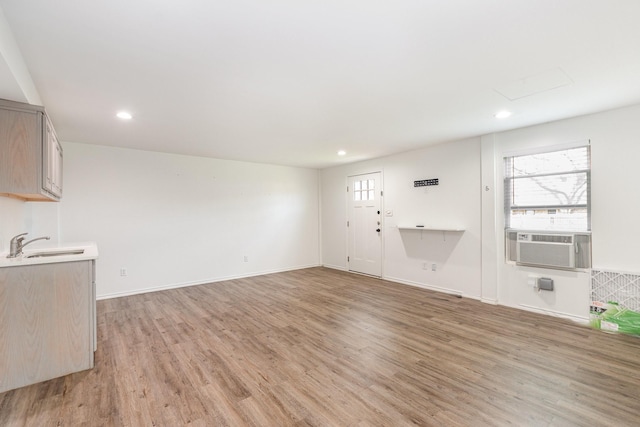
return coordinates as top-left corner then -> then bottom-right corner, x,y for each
348,172 -> 382,277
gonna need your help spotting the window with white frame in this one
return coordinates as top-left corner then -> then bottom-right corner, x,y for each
504,144 -> 591,232
353,178 -> 376,201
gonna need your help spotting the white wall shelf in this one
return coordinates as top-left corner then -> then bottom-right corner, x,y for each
398,226 -> 465,232
397,226 -> 465,241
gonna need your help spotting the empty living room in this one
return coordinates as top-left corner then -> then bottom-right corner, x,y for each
1,1 -> 640,426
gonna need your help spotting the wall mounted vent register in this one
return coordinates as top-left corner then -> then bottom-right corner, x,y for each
506,230 -> 591,270
591,270 -> 640,312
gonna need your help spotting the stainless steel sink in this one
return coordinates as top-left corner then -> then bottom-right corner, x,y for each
25,249 -> 85,258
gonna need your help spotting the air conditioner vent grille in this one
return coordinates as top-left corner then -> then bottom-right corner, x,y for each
506,230 -> 591,270
531,234 -> 572,243
516,232 -> 575,269
519,243 -> 573,268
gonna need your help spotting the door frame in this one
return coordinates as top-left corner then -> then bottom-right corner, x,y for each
346,171 -> 384,277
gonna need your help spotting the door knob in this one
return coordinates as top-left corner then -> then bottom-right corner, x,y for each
376,228 -> 381,232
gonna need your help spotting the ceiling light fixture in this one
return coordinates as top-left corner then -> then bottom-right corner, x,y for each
116,111 -> 133,120
337,150 -> 346,156
494,110 -> 512,119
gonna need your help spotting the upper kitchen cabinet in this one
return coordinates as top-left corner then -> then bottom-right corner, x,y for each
0,98 -> 63,201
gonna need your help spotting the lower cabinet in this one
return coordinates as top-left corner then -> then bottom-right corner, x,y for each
0,260 -> 95,393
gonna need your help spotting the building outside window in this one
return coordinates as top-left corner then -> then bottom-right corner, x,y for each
504,144 -> 591,232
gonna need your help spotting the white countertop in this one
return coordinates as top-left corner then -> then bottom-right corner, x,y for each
0,242 -> 99,268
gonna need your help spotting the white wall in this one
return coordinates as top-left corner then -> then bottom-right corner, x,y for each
322,103 -> 640,321
14,142 -> 320,298
4,102 -> 639,318
482,103 -> 640,320
321,137 -> 483,298
0,196 -> 28,253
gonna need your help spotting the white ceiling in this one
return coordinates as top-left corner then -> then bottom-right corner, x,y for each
1,0 -> 640,169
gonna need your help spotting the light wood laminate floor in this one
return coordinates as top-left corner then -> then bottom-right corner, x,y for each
1,267 -> 639,426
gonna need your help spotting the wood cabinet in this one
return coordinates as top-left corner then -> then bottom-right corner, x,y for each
0,98 -> 63,201
43,115 -> 63,198
0,260 -> 95,393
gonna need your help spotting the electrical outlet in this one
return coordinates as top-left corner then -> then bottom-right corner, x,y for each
243,255 -> 249,262
431,263 -> 437,272
120,268 -> 127,277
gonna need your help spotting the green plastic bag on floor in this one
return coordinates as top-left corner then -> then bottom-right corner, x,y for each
590,301 -> 640,336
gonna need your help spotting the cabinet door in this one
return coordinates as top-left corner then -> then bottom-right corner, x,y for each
0,107 -> 40,194
53,136 -> 63,196
43,117 -> 55,194
43,116 -> 62,198
0,261 -> 93,393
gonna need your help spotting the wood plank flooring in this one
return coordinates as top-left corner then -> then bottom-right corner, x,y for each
1,267 -> 639,426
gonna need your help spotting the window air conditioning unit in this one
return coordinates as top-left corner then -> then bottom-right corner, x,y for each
516,232 -> 575,269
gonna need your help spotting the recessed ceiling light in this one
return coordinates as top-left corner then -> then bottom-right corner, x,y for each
337,150 -> 346,156
116,111 -> 133,120
494,110 -> 512,119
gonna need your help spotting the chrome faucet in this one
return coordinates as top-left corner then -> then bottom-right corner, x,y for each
7,233 -> 50,258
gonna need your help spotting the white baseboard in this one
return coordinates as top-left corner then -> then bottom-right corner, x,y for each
383,275 -> 467,298
321,263 -> 348,272
98,266 -> 589,326
383,276 -> 587,322
97,263 -> 322,300
516,303 -> 589,324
